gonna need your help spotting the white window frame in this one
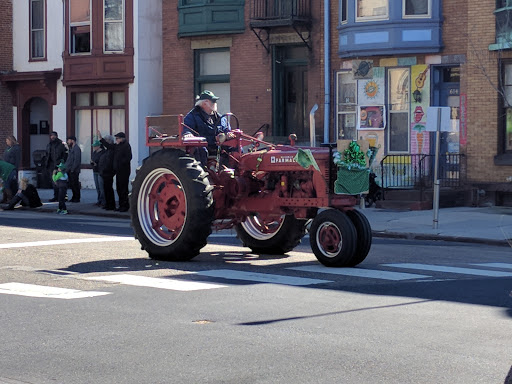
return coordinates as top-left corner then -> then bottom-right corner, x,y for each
402,0 -> 431,19
30,0 -> 46,60
336,71 -> 358,140
356,0 -> 389,22
387,67 -> 410,153
69,0 -> 92,54
103,0 -> 125,53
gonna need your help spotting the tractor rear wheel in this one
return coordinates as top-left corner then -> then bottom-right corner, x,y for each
345,209 -> 372,266
310,209 -> 357,267
235,214 -> 307,254
130,149 -> 213,261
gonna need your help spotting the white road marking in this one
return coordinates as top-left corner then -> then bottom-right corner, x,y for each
194,269 -> 332,286
0,283 -> 111,299
470,263 -> 512,270
288,265 -> 430,281
384,263 -> 512,277
86,274 -> 227,291
0,236 -> 134,249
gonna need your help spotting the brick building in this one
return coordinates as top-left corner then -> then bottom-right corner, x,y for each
162,0 -> 325,144
0,0 -> 162,189
0,0 -> 13,146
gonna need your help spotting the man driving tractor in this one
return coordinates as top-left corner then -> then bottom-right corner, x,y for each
182,90 -> 235,165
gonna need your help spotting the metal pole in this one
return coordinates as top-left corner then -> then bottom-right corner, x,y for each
323,0 -> 330,144
310,104 -> 319,147
433,108 -> 441,229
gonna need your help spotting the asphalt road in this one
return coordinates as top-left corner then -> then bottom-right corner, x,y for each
1,210 -> 511,384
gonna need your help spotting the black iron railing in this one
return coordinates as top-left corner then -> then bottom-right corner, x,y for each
250,0 -> 311,22
379,153 -> 466,190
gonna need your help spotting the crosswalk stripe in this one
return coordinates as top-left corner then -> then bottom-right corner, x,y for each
0,237 -> 134,249
86,274 -> 227,291
383,263 -> 512,277
288,265 -> 430,281
0,283 -> 111,299
194,269 -> 332,286
469,263 -> 512,270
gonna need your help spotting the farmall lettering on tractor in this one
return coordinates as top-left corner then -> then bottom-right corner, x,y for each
129,114 -> 372,267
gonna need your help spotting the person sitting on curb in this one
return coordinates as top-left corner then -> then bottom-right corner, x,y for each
52,161 -> 68,215
2,177 -> 42,210
0,159 -> 17,203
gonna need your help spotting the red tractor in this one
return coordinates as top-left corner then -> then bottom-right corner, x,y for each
130,114 -> 372,267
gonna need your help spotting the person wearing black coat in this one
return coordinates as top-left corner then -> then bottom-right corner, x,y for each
111,132 -> 132,212
44,131 -> 68,202
97,135 -> 116,210
2,177 -> 42,210
4,135 -> 21,171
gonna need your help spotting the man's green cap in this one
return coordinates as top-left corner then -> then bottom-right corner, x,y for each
198,90 -> 219,102
92,140 -> 101,147
57,161 -> 66,170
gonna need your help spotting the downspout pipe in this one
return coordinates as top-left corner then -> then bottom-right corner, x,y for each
323,0 -> 330,144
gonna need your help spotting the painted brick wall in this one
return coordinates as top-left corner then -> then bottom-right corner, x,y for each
162,0 -> 324,140
0,0 -> 13,147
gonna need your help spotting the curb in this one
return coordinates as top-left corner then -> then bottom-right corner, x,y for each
372,230 -> 511,247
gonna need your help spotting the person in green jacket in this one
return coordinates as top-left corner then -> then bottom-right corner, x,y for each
0,159 -> 17,203
52,161 -> 68,214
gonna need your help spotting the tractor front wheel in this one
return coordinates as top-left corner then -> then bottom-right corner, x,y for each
345,209 -> 372,266
130,149 -> 213,261
310,209 -> 357,267
235,214 -> 307,254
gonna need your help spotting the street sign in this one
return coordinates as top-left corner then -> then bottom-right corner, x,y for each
426,107 -> 451,132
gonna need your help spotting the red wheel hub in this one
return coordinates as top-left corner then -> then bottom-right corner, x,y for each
148,173 -> 186,240
318,223 -> 342,255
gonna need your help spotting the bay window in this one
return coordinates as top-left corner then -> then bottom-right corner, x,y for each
356,0 -> 388,20
104,0 -> 124,52
70,0 -> 91,53
404,0 -> 430,17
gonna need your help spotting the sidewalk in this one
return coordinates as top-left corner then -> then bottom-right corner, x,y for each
31,188 -> 512,246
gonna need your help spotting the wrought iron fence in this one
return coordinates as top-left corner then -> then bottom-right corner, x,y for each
379,153 -> 466,190
250,0 -> 310,20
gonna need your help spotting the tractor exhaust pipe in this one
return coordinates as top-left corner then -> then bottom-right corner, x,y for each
309,104 -> 319,147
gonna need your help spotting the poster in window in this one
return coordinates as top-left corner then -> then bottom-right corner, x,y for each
358,105 -> 385,130
357,67 -> 385,105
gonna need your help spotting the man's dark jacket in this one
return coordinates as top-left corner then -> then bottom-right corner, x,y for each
45,138 -> 67,169
183,106 -> 221,149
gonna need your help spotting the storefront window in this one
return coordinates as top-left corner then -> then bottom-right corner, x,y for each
73,90 -> 126,165
336,71 -> 357,140
356,0 -> 388,20
388,68 -> 410,152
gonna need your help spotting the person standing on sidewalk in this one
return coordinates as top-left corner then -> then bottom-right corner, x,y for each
97,130 -> 132,212
91,140 -> 105,207
4,135 -> 21,171
65,136 -> 81,203
97,134 -> 116,211
112,132 -> 132,212
44,131 -> 67,202
52,161 -> 68,214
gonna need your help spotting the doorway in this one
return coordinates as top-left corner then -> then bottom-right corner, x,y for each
272,45 -> 308,142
